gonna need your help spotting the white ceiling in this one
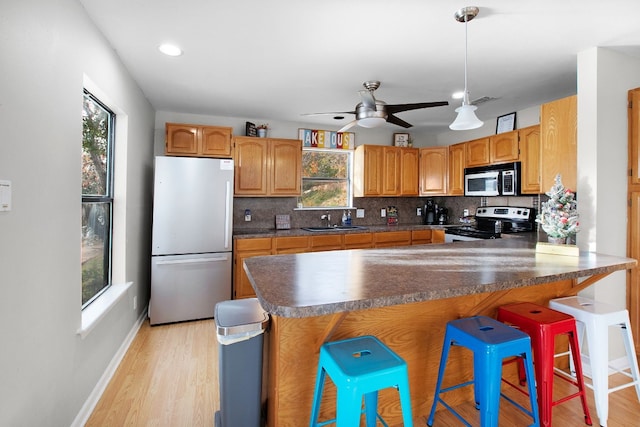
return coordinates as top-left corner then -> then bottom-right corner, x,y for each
79,0 -> 640,136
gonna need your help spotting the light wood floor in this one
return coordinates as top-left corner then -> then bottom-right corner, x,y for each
87,318 -> 640,426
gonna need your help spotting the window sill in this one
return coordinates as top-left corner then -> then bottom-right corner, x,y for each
78,282 -> 133,339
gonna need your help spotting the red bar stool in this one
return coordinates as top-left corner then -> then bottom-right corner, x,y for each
497,302 -> 592,427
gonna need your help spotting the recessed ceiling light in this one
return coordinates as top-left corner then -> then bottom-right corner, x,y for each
452,91 -> 465,100
158,43 -> 183,57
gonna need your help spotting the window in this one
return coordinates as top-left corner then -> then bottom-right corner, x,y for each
81,90 -> 114,308
301,148 -> 352,208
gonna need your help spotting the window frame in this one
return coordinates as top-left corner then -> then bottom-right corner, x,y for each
81,89 -> 115,309
300,147 -> 354,210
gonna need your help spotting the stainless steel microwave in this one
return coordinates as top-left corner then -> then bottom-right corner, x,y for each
464,162 -> 521,197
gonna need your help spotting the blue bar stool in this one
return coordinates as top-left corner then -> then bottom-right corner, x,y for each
309,335 -> 413,427
427,316 -> 540,427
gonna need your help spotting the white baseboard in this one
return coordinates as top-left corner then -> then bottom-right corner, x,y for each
579,354 -> 631,378
70,307 -> 148,427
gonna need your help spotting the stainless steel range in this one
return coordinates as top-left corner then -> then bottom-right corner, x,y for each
445,206 -> 536,243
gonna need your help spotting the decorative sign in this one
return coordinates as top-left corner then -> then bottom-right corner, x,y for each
496,112 -> 516,134
245,121 -> 257,137
298,129 -> 355,150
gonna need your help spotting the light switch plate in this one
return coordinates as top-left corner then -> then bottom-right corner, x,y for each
380,208 -> 386,218
356,209 -> 365,218
0,180 -> 11,211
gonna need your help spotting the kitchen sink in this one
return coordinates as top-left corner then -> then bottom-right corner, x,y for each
301,226 -> 368,232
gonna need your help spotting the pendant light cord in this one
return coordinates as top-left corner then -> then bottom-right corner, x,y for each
463,13 -> 470,106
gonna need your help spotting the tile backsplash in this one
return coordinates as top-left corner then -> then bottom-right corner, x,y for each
233,196 -> 539,230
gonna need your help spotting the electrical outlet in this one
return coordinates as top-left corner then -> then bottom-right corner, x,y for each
380,208 -> 386,217
133,296 -> 137,310
463,209 -> 470,217
244,209 -> 251,221
417,207 -> 422,216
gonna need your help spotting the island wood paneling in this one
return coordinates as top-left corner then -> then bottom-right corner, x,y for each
267,279 -> 576,427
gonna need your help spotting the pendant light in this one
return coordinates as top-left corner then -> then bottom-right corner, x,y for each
450,6 -> 484,131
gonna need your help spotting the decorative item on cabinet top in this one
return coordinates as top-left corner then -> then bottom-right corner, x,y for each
393,133 -> 410,147
298,128 -> 354,150
496,112 -> 517,134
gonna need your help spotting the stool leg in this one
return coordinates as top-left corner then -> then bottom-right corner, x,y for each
521,350 -> 541,427
619,321 -> 640,401
568,328 -> 592,425
364,391 -> 378,427
427,333 -> 453,426
535,330 -> 555,427
397,370 -> 414,427
587,319 -> 610,426
475,350 -> 501,427
336,388 -> 362,427
309,366 -> 326,427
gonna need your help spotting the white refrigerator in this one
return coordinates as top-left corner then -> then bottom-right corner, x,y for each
150,156 -> 234,325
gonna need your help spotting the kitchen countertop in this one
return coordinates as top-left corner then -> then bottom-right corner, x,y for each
244,238 -> 636,318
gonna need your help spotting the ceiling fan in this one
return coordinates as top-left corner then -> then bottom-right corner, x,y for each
303,81 -> 449,133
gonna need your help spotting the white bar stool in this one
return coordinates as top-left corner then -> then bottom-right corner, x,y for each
549,296 -> 640,426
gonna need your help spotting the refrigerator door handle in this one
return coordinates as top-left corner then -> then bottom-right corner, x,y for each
155,256 -> 229,266
224,180 -> 231,249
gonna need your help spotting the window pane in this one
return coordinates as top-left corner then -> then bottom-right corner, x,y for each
303,150 -> 348,179
82,93 -> 111,196
301,149 -> 352,208
81,202 -> 111,305
302,179 -> 348,207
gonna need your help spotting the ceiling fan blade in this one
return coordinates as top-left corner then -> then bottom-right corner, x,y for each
301,111 -> 355,116
337,120 -> 358,133
386,101 -> 448,114
386,114 -> 412,128
358,90 -> 376,109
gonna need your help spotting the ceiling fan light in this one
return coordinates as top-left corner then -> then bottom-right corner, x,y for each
358,117 -> 386,128
449,104 -> 483,130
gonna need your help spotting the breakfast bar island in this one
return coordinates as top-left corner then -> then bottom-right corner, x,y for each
243,239 -> 636,426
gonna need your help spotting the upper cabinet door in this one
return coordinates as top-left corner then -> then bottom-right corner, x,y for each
490,131 -> 519,164
419,147 -> 448,196
519,125 -> 541,194
400,148 -> 419,196
466,138 -> 490,167
448,143 -> 466,195
166,123 -> 199,155
382,147 -> 401,195
629,89 -> 640,186
200,126 -> 232,157
270,139 -> 302,195
540,95 -> 577,191
234,137 -> 269,196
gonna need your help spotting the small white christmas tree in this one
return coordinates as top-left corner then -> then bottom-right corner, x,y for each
535,174 -> 579,239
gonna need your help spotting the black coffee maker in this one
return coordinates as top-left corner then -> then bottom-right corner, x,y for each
424,199 -> 436,225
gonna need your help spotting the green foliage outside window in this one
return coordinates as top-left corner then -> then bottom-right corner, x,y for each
301,149 -> 351,208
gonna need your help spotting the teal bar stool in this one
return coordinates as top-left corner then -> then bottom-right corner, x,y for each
309,335 -> 413,427
427,316 -> 540,427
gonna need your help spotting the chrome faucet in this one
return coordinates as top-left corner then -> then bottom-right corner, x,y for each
321,212 -> 331,228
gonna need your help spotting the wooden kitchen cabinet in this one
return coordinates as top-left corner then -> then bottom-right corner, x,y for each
310,234 -> 344,251
466,132 -> 519,167
411,230 -> 433,245
165,123 -> 233,158
448,142 -> 466,195
354,145 -> 418,196
540,95 -> 577,192
373,230 -> 411,248
273,236 -> 309,254
519,125 -> 541,194
344,232 -> 373,249
233,237 -> 272,299
627,88 -> 640,352
419,147 -> 448,196
234,137 -> 302,196
466,137 -> 491,167
399,148 -> 419,196
381,147 -> 401,195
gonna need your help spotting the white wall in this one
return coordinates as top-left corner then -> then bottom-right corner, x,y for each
0,1 -> 154,425
577,47 -> 640,306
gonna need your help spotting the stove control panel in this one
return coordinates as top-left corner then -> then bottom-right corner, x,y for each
475,206 -> 533,220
